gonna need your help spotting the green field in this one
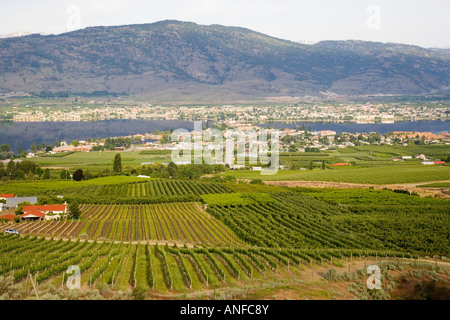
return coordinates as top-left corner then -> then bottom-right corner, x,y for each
223,165 -> 450,184
0,176 -> 148,196
22,144 -> 450,177
28,151 -> 172,173
280,144 -> 449,168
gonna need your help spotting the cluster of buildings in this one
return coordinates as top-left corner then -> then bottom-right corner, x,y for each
4,102 -> 448,123
9,105 -> 178,122
0,194 -> 67,221
43,133 -> 165,155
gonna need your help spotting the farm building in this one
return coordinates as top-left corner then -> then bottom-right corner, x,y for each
415,154 -> 427,160
21,204 -> 67,221
318,130 -> 337,137
20,211 -> 46,221
5,196 -> 38,209
421,161 -> 435,165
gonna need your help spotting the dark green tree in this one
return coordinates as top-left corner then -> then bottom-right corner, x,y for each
41,168 -> 51,180
68,201 -> 81,220
84,170 -> 93,180
308,161 -> 314,170
113,153 -> 122,172
0,162 -> 5,178
19,160 -> 37,175
15,202 -> 31,216
322,160 -> 326,170
6,160 -> 16,179
35,167 -> 44,177
27,170 -> 34,180
72,169 -> 84,181
167,162 -> 178,178
60,169 -> 70,180
31,141 -> 37,153
15,169 -> 25,180
0,144 -> 10,153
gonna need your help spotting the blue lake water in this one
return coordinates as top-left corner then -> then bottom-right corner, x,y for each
0,119 -> 448,153
0,119 -> 195,153
257,120 -> 449,134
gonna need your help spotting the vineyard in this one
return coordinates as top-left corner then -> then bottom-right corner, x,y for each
0,202 -> 242,246
0,176 -> 448,299
54,180 -> 233,199
0,235 -> 415,293
0,179 -> 233,204
205,191 -> 450,256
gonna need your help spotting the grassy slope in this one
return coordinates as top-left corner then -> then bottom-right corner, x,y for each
28,151 -> 171,173
0,176 -> 148,195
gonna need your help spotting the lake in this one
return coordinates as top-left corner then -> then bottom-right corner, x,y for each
0,119 -> 448,153
0,119 -> 195,153
258,120 -> 449,135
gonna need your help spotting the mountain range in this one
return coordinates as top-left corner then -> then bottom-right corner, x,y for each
1,20 -> 449,101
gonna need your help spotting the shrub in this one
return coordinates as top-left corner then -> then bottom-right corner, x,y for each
131,287 -> 146,300
0,276 -> 22,299
324,268 -> 341,281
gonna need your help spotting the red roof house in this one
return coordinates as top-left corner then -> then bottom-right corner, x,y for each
20,212 -> 46,221
0,194 -> 15,200
23,204 -> 67,214
434,161 -> 446,165
0,214 -> 16,221
21,204 -> 67,221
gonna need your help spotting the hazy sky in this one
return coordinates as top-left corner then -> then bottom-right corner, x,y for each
1,0 -> 449,48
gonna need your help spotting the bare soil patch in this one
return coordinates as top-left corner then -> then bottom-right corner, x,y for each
264,180 -> 450,199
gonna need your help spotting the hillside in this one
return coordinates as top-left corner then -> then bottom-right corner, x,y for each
1,20 -> 449,100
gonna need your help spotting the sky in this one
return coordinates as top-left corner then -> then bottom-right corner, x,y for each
0,0 -> 449,48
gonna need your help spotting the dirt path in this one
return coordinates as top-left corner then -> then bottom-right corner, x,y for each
264,179 -> 450,198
